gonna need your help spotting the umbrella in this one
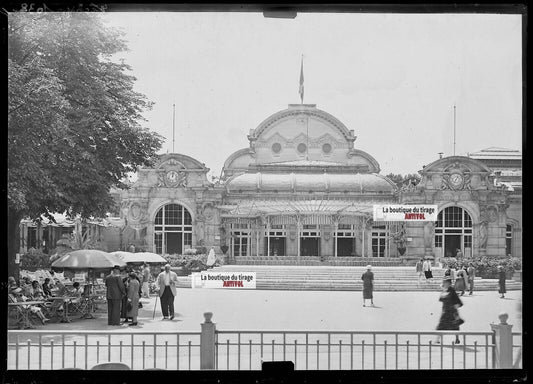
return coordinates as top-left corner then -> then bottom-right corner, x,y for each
52,249 -> 126,270
111,251 -> 167,264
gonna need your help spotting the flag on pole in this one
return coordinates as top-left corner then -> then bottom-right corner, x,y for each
299,56 -> 304,104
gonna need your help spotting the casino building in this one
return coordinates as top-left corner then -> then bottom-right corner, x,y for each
20,104 -> 522,264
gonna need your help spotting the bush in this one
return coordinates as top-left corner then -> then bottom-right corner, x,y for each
19,251 -> 51,271
441,256 -> 521,278
163,253 -> 209,273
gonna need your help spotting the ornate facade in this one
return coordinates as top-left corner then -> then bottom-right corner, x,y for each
20,105 -> 522,263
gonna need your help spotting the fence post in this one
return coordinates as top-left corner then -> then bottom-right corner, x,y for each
490,312 -> 513,368
200,312 -> 216,370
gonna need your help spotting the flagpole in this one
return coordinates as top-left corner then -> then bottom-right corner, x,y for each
453,104 -> 456,156
172,103 -> 176,153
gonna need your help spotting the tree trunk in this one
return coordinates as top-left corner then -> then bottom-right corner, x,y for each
8,208 -> 23,281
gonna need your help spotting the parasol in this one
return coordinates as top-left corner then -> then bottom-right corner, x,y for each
111,251 -> 167,264
52,249 -> 126,270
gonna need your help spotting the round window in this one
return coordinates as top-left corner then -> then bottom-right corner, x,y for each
271,143 -> 282,153
297,143 -> 307,153
322,143 -> 332,154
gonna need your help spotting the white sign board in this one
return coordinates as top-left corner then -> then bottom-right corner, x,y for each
191,271 -> 256,289
373,205 -> 438,221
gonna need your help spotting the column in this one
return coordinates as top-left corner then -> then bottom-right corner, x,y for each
296,216 -> 301,261
266,216 -> 270,257
334,219 -> 338,258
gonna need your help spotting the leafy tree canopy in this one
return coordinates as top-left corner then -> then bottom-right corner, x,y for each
385,173 -> 421,189
8,13 -> 163,222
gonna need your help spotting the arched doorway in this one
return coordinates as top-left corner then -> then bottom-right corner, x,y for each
435,206 -> 473,258
153,204 -> 193,255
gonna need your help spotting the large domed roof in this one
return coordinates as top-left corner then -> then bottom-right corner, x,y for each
226,172 -> 395,194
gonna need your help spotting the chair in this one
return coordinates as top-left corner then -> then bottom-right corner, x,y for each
8,294 -> 36,329
91,362 -> 130,370
42,298 -> 65,322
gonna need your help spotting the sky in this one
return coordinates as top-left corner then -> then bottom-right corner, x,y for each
103,12 -> 522,179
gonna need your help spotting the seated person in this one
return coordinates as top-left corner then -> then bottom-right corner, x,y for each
52,279 -> 68,296
8,276 -> 18,294
30,280 -> 46,300
10,288 -> 50,325
42,278 -> 53,297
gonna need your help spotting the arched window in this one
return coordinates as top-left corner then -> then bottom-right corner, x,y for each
154,204 -> 193,255
435,206 -> 473,258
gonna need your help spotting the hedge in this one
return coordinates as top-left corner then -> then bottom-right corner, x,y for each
441,256 -> 521,279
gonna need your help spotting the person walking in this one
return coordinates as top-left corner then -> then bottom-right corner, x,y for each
141,263 -> 151,298
105,265 -> 126,326
423,258 -> 433,282
157,264 -> 179,320
454,265 -> 467,296
436,276 -> 463,344
467,264 -> 475,295
415,258 -> 424,286
497,265 -> 506,298
126,272 -> 140,326
361,265 -> 374,307
456,248 -> 463,259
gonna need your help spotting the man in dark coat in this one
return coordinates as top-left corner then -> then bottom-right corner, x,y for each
105,265 -> 126,326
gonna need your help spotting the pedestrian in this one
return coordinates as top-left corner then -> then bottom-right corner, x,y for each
121,270 -> 130,323
436,276 -> 463,344
415,258 -> 424,286
105,265 -> 126,326
456,248 -> 463,259
454,265 -> 467,296
361,265 -> 374,307
423,258 -> 433,282
142,263 -> 151,298
156,264 -> 179,320
126,272 -> 140,326
498,265 -> 506,298
467,263 -> 475,295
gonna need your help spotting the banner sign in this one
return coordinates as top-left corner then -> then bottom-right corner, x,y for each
373,205 -> 438,221
191,272 -> 256,289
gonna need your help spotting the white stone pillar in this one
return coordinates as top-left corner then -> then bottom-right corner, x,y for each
200,312 -> 216,370
490,312 -> 514,369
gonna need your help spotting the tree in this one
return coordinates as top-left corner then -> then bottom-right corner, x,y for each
385,173 -> 421,189
8,13 -> 163,277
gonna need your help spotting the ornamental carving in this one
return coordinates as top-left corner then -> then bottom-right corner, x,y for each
156,169 -> 188,188
440,171 -> 472,191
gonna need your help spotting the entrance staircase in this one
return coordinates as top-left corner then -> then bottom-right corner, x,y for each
176,265 -> 522,292
232,256 -> 403,267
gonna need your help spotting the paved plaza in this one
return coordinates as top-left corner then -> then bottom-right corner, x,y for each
36,288 -> 522,332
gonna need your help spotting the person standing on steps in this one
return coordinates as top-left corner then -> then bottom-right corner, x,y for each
157,264 -> 179,320
415,258 -> 424,286
361,265 -> 374,307
423,257 -> 433,283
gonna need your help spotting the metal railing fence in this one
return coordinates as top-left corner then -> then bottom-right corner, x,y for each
6,313 -> 522,370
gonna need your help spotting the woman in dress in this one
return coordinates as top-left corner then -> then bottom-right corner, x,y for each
498,265 -> 506,298
361,265 -> 374,307
454,266 -> 467,296
436,277 -> 463,344
126,272 -> 140,326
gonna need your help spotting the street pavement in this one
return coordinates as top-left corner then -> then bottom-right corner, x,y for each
39,288 -> 522,333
